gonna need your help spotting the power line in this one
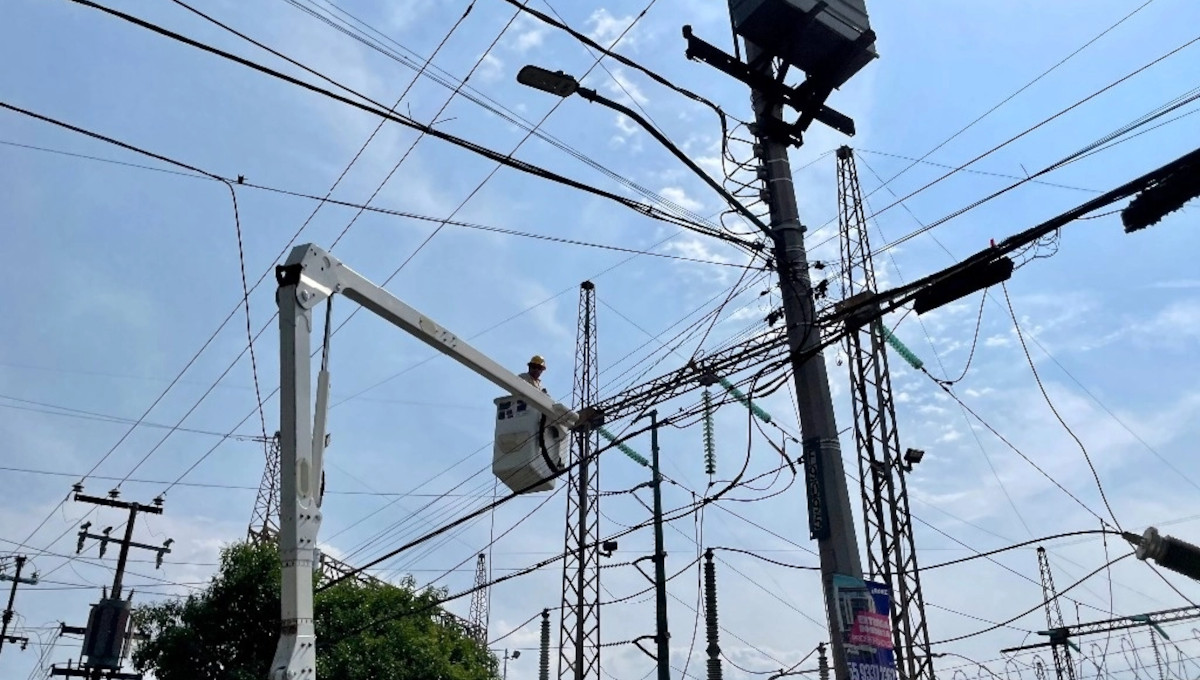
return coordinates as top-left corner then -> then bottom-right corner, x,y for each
0,100 -> 768,566
852,147 -> 1200,540
327,272 -> 772,571
0,135 -> 746,267
250,182 -> 751,267
805,30 -> 1200,261
810,76 -> 1200,287
855,148 -> 1101,193
225,182 -> 270,453
1002,283 -> 1123,531
495,0 -> 737,125
0,105 -> 257,558
871,80 -> 1200,257
0,463 -> 516,498
858,0 -> 1161,203
931,552 -> 1135,646
277,0 -> 749,243
8,8 -> 486,560
926,377 -> 1109,526
848,160 -> 1037,537
0,394 -> 264,441
922,530 -> 1119,571
60,0 -> 752,249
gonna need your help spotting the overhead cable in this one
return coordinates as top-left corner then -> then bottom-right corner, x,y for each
495,0 -> 737,124
931,552 -> 1135,646
858,0 -> 1162,204
58,0 -> 754,249
1003,283 -> 1124,531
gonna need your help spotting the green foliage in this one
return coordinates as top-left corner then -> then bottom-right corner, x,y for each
132,540 -> 498,680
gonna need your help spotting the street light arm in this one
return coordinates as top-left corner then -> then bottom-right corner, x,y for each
572,85 -> 772,237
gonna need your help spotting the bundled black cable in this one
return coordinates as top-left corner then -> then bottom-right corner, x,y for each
1122,161 -> 1200,232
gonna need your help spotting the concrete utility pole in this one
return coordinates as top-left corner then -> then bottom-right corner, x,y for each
516,10 -> 877,679
0,555 -> 38,657
745,39 -> 864,680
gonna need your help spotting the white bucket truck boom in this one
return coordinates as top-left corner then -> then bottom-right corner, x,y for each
270,244 -> 582,680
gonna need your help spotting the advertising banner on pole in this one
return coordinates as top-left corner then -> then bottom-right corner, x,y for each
833,574 -> 896,680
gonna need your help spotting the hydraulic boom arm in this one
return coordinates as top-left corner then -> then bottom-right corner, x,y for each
270,243 -> 577,680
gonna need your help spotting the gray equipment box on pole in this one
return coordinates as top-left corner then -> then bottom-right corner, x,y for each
729,0 -> 877,88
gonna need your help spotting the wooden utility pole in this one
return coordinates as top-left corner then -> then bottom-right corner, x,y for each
51,488 -> 171,680
0,555 -> 38,657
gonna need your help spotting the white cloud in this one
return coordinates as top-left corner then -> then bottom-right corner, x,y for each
509,18 -> 547,53
1134,299 -> 1200,346
695,153 -> 724,178
476,53 -> 505,83
610,113 -> 642,148
601,67 -> 649,107
1146,279 -> 1200,290
1078,300 -> 1200,352
586,8 -> 640,48
659,186 -> 705,213
661,234 -> 732,264
983,333 -> 1011,347
383,0 -> 437,33
509,278 -> 572,343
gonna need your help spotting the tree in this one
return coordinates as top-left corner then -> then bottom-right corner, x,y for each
132,540 -> 498,680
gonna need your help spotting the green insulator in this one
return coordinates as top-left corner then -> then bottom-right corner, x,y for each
717,377 -> 772,424
878,322 -> 924,370
598,426 -> 649,467
703,389 -> 716,476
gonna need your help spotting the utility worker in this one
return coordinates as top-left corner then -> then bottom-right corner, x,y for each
518,355 -> 548,393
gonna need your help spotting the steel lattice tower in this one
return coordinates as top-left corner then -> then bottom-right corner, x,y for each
248,432 -> 282,542
559,280 -> 601,680
836,146 -> 934,680
1037,547 -> 1077,680
468,553 -> 490,644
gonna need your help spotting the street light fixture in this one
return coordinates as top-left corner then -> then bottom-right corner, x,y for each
516,65 -> 579,97
516,63 -> 771,238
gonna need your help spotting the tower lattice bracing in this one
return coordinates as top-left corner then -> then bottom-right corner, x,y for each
1038,547 -> 1077,680
559,281 -> 601,680
836,146 -> 934,680
248,432 -> 282,542
468,553 -> 490,644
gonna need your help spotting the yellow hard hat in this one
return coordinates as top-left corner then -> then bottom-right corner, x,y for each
529,355 -> 547,368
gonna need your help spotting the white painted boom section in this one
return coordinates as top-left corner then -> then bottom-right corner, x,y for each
271,243 -> 578,680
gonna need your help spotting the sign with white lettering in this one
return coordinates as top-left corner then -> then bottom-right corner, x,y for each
833,574 -> 896,680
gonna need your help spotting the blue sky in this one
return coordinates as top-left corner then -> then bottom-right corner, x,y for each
2,0 -> 1200,679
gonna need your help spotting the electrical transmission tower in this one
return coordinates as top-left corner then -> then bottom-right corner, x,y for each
1037,547 -> 1077,680
560,280 -> 601,680
248,432 -> 282,543
468,553 -> 489,644
836,146 -> 934,680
